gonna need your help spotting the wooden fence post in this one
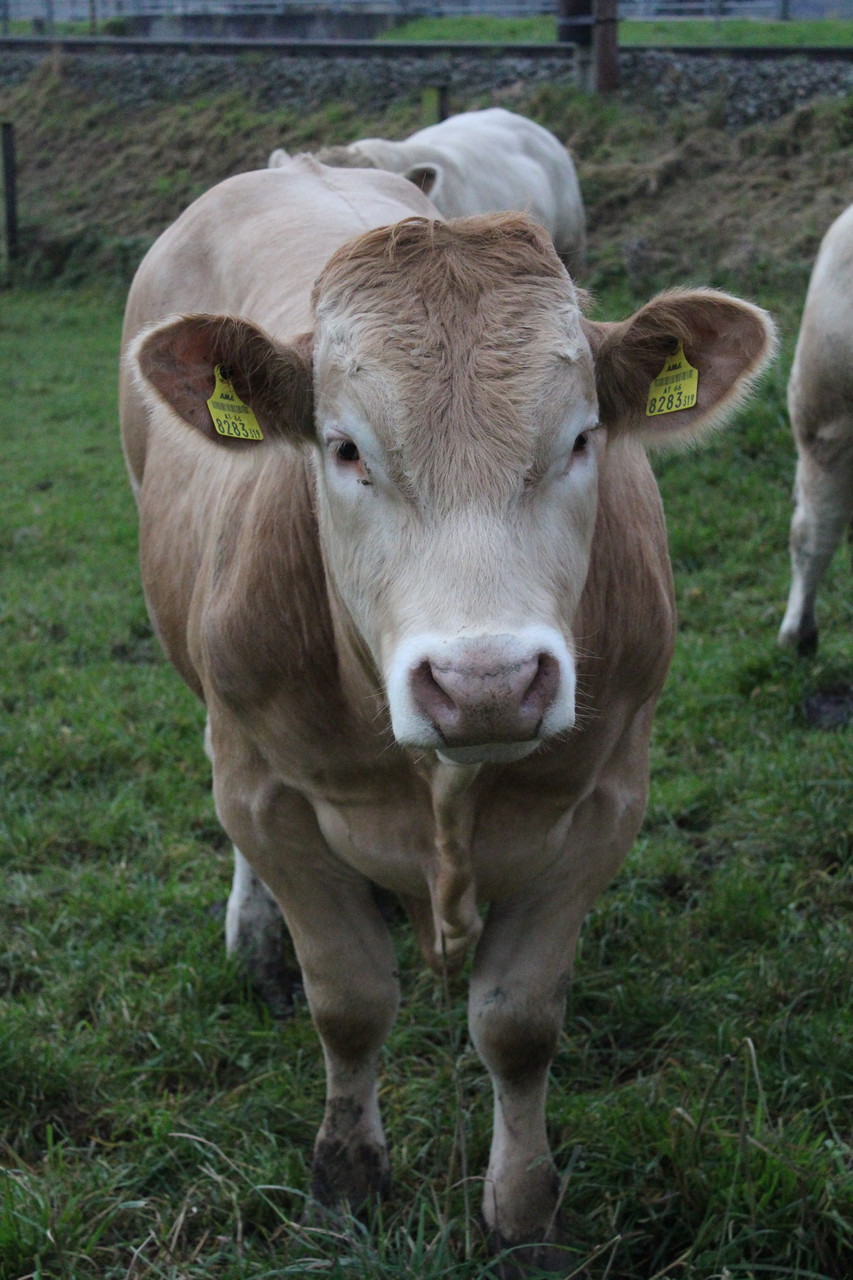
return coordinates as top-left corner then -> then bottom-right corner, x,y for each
594,0 -> 620,92
421,85 -> 449,126
1,122 -> 17,283
557,0 -> 593,91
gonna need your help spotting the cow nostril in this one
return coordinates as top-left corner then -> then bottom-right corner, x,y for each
521,653 -> 560,719
411,659 -> 457,719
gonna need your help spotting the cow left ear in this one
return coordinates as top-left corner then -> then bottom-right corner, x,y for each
403,163 -> 441,199
131,313 -> 314,448
582,289 -> 777,447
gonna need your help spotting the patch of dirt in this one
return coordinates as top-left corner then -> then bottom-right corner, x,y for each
804,684 -> 853,730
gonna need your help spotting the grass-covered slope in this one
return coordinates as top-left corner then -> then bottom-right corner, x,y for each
0,60 -> 851,1280
2,57 -> 852,294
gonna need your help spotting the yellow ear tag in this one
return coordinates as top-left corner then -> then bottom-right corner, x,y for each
207,364 -> 264,441
646,341 -> 699,417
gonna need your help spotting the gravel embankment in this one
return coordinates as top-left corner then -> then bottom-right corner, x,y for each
1,43 -> 851,125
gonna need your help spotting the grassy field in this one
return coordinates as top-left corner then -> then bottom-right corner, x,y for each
1,51 -> 852,1280
381,16 -> 853,45
1,263 -> 851,1279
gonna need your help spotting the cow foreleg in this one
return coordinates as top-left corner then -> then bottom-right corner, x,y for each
779,444 -> 853,654
213,759 -> 400,1214
299,888 -> 399,1211
260,857 -> 399,1211
468,893 -> 583,1267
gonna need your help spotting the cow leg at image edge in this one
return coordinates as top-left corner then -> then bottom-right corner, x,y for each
216,777 -> 400,1209
779,447 -> 853,654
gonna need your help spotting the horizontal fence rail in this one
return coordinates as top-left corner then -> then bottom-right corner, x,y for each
0,32 -> 574,48
2,30 -> 853,51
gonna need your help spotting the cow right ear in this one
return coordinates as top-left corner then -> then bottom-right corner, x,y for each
131,313 -> 314,447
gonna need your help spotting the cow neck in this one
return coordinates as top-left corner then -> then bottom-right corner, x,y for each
427,759 -> 483,971
320,581 -> 391,743
308,502 -> 392,743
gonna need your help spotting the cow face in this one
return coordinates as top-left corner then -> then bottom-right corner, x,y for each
309,217 -> 597,764
133,215 -> 775,765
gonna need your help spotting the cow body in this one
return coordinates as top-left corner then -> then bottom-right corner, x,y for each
270,108 -> 586,275
779,201 -> 853,654
121,156 -> 773,1267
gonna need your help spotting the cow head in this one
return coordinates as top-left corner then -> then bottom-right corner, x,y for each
133,214 -> 774,764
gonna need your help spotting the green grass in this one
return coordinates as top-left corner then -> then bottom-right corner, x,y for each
382,16 -> 853,45
379,15 -> 556,43
1,66 -> 852,1280
1,248 -> 851,1280
621,18 -> 853,46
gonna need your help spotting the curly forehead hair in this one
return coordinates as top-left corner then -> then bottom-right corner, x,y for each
309,214 -> 590,510
312,213 -> 579,316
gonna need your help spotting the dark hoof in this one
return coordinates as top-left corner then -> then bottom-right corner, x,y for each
488,1219 -> 580,1279
229,908 -> 303,1019
489,1238 -> 581,1279
311,1136 -> 391,1214
796,628 -> 818,657
251,965 -> 302,1020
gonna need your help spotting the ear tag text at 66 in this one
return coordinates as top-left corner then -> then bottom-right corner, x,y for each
646,341 -> 699,417
207,365 -> 264,441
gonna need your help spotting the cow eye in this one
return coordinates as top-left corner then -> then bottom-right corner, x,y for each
573,431 -> 589,454
333,439 -> 360,463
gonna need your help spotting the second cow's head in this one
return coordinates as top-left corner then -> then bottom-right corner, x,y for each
133,214 -> 774,764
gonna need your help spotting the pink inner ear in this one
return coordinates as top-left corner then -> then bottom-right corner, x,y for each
139,319 -> 224,437
137,314 -> 316,447
583,292 -> 775,442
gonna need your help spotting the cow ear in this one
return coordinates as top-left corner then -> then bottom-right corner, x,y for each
582,289 -> 776,447
268,148 -> 290,168
131,314 -> 314,448
404,163 -> 440,198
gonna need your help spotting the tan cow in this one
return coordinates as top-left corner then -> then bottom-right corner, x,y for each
269,108 -> 587,275
779,201 -> 853,654
121,155 -> 774,1270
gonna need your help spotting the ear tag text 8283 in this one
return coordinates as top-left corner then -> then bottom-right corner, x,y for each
207,364 -> 264,441
646,342 -> 699,418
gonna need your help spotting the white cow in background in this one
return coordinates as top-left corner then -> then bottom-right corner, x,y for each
269,107 -> 586,275
779,202 -> 853,654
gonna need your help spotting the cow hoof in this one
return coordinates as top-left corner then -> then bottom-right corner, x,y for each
488,1234 -> 580,1279
778,621 -> 818,657
797,627 -> 819,657
228,909 -> 303,1019
250,963 -> 302,1020
310,1137 -> 391,1214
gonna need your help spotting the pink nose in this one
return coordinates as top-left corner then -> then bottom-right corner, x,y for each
410,643 -> 560,746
